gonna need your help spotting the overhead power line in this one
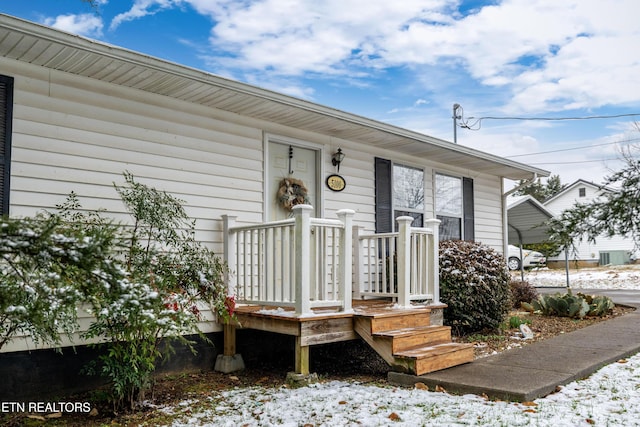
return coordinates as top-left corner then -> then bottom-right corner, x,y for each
528,157 -> 623,165
453,104 -> 640,131
505,136 -> 640,158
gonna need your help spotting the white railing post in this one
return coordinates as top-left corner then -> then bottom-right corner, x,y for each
222,215 -> 237,298
336,209 -> 355,312
425,218 -> 441,304
352,225 -> 364,300
396,216 -> 413,307
293,204 -> 313,315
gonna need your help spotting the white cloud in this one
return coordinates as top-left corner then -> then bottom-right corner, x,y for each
169,0 -> 639,115
43,14 -> 103,38
110,0 -> 184,30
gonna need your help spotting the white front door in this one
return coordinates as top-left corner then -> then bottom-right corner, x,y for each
268,141 -> 318,221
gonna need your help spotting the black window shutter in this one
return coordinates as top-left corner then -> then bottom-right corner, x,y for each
0,75 -> 13,216
463,177 -> 474,241
374,157 -> 392,233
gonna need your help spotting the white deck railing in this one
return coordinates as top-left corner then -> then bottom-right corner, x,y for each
354,217 -> 441,307
222,209 -> 440,316
223,205 -> 354,316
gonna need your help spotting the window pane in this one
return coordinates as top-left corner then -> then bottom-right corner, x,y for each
393,164 -> 424,210
437,215 -> 461,240
395,210 -> 423,228
435,174 -> 462,216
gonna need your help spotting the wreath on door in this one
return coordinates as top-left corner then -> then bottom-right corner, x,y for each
277,177 -> 310,211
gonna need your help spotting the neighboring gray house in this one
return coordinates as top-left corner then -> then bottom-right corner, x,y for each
544,179 -> 638,267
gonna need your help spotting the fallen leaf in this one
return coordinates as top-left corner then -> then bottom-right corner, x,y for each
521,401 -> 538,407
229,375 -> 240,381
414,382 -> 428,390
435,385 -> 447,393
480,393 -> 489,400
523,409 -> 537,414
339,401 -> 348,405
388,412 -> 401,421
457,412 -> 466,418
618,359 -> 628,364
586,419 -> 595,424
89,408 -> 99,417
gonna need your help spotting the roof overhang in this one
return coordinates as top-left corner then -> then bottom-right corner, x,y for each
0,14 -> 549,181
507,196 -> 555,245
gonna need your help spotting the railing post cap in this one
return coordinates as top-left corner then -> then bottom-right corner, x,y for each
336,209 -> 355,216
396,216 -> 414,223
292,204 -> 314,212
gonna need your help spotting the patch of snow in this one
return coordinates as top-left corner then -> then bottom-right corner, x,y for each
155,267 -> 640,426
161,355 -> 640,426
519,265 -> 640,290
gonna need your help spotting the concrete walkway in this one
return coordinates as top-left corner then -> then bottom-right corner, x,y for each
388,290 -> 640,401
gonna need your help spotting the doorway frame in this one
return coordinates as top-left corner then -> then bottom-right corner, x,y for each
263,133 -> 325,222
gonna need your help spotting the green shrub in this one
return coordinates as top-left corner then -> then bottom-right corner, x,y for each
509,280 -> 539,309
0,214 -> 119,351
60,173 -> 229,411
439,240 -> 512,335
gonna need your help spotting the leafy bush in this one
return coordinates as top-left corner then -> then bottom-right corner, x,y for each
59,173 -> 229,411
509,280 -> 539,309
439,240 -> 512,335
0,214 -> 120,350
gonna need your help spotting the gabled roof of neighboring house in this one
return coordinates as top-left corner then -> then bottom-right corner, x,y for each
543,179 -> 613,205
0,14 -> 550,182
507,195 -> 554,244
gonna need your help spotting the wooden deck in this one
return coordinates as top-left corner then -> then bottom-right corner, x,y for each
225,300 -> 473,376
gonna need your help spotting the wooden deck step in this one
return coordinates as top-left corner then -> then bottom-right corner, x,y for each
356,308 -> 432,334
393,342 -> 475,375
375,325 -> 452,353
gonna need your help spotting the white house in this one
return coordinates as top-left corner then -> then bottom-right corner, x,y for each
544,179 -> 638,267
0,14 -> 550,396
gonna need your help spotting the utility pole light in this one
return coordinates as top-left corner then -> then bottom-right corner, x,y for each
453,103 -> 461,144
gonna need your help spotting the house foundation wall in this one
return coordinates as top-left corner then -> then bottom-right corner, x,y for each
0,334 -> 218,401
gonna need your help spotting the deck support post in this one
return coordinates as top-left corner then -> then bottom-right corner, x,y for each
396,216 -> 413,307
337,209 -> 355,312
214,322 -> 245,373
294,336 -> 310,375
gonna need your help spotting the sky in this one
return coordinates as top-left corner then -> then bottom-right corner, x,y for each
3,0 -> 640,187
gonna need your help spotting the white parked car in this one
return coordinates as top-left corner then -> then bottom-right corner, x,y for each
507,245 -> 546,270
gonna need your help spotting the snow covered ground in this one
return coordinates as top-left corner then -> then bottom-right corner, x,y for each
517,264 -> 640,290
161,267 -> 640,427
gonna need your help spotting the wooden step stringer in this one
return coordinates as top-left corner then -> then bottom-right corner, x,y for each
354,307 -> 474,375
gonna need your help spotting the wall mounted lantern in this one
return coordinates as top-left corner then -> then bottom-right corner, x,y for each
331,148 -> 345,173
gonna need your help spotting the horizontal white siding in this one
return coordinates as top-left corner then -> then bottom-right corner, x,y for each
1,304 -> 221,354
3,57 -> 511,350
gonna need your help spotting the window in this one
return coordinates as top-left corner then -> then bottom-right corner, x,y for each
435,173 -> 474,241
374,158 -> 474,240
435,174 -> 462,240
393,163 -> 424,228
0,75 -> 13,216
579,187 -> 586,197
374,158 -> 424,232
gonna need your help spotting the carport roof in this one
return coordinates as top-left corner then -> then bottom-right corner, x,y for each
507,196 -> 555,245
